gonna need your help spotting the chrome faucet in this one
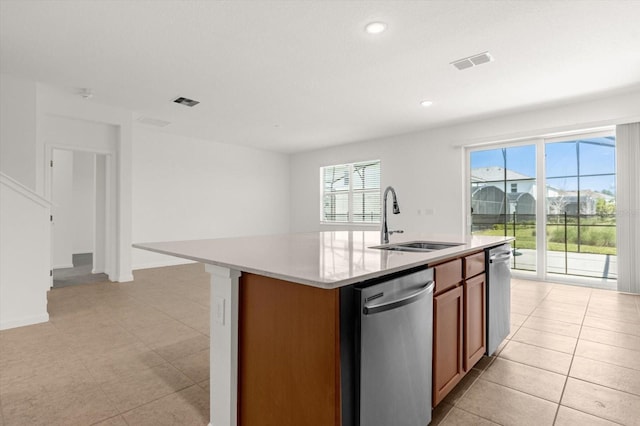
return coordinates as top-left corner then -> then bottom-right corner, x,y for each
381,186 -> 403,244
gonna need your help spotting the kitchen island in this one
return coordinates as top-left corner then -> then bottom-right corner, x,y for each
134,231 -> 513,426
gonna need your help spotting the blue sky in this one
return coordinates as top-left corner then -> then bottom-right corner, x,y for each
471,137 -> 616,194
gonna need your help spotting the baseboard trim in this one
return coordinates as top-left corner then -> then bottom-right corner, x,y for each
0,313 -> 50,331
115,274 -> 134,283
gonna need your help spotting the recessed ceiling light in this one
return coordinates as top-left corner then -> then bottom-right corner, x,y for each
420,100 -> 434,107
365,22 -> 386,34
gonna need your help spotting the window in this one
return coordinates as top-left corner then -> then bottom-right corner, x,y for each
511,183 -> 518,193
321,160 -> 381,223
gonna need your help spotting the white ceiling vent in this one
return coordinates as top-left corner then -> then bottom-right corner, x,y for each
173,96 -> 200,107
137,116 -> 171,127
451,52 -> 493,70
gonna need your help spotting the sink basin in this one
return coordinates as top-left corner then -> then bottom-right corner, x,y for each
371,241 -> 464,252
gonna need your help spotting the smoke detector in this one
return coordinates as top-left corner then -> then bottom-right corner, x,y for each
173,96 -> 200,107
451,52 -> 494,71
79,88 -> 94,99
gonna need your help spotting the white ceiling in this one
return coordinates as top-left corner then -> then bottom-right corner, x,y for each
2,0 -> 640,153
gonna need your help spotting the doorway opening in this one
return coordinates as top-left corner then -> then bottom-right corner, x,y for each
50,148 -> 113,287
52,253 -> 108,287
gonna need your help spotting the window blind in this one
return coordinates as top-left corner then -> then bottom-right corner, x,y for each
321,160 -> 381,223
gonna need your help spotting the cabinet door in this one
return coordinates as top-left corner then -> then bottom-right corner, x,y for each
464,273 -> 486,371
238,273 -> 341,426
432,285 -> 463,407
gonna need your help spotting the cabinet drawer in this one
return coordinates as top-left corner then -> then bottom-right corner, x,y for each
434,259 -> 462,294
464,251 -> 485,279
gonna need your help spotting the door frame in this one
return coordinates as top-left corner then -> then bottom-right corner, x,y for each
464,127 -> 616,286
46,145 -> 117,283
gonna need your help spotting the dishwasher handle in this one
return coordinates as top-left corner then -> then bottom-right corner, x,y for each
363,281 -> 434,315
489,251 -> 512,263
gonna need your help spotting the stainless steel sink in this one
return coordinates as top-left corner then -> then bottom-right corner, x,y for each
370,241 -> 464,252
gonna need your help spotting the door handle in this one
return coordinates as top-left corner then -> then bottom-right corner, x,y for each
489,252 -> 512,263
363,281 -> 434,315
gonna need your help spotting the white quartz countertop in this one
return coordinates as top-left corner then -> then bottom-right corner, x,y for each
134,231 -> 514,289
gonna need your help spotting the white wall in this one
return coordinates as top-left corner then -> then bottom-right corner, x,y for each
94,155 -> 107,274
0,173 -> 50,330
51,149 -> 96,267
290,90 -> 640,235
41,114 -> 118,154
0,74 -> 37,190
291,131 -> 465,235
71,151 -> 95,254
52,149 -> 74,268
131,128 -> 291,269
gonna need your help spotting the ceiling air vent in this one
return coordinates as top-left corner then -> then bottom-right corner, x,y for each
173,96 -> 200,107
137,116 -> 171,127
451,51 -> 493,70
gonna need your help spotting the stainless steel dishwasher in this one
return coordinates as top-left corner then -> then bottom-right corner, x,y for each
486,244 -> 512,355
355,268 -> 434,426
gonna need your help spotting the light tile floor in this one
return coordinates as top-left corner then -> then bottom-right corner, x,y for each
0,264 -> 211,426
0,266 -> 639,425
433,277 -> 640,426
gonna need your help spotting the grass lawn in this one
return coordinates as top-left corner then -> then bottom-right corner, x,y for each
475,228 -> 617,255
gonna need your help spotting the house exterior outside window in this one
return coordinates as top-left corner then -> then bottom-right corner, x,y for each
321,160 -> 381,224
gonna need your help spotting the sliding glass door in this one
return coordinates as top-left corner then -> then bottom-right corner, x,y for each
545,136 -> 616,281
470,145 -> 537,272
468,130 -> 617,286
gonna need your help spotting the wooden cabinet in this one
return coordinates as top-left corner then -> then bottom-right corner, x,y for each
432,251 -> 486,407
237,250 -> 491,419
463,273 -> 486,371
464,251 -> 485,279
432,285 -> 463,406
238,273 -> 341,426
434,258 -> 462,294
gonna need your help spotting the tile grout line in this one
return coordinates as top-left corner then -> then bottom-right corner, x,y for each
436,373 -> 500,425
506,336 -> 577,357
550,286 -> 590,425
437,283 -> 550,424
121,274 -> 212,338
449,405 -> 503,425
88,413 -> 127,426
31,306 -> 127,424
108,383 -> 204,421
119,275 -> 212,412
47,273 -> 208,424
507,284 -> 585,423
548,286 -> 630,426
2,265 -> 211,426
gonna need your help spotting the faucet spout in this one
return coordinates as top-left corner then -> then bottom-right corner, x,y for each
381,186 -> 401,244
